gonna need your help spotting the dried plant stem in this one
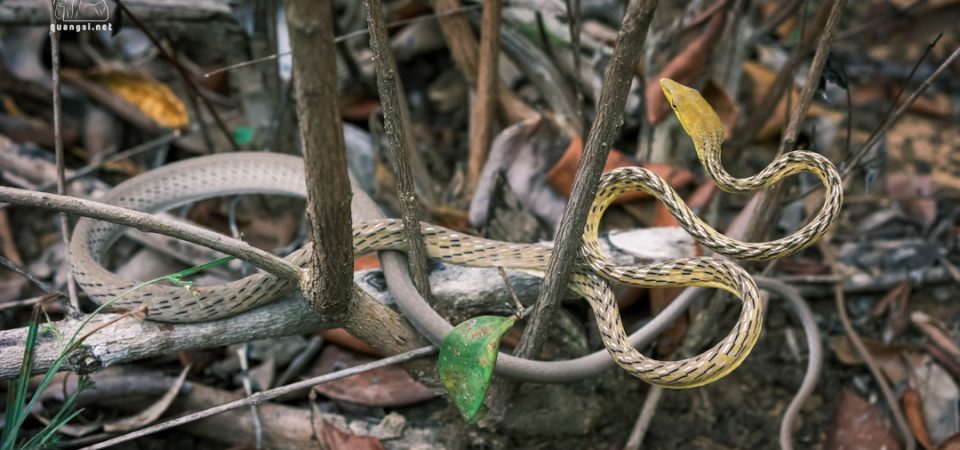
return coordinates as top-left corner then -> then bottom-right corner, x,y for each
779,0 -> 847,153
833,282 -> 915,449
433,0 -> 536,124
286,0 -> 354,320
744,0 -> 846,245
467,0 -> 502,194
624,386 -> 662,450
81,346 -> 437,450
364,0 -> 432,298
0,187 -> 299,282
841,43 -> 960,179
48,8 -> 80,313
731,0 -> 830,149
479,0 -> 661,423
790,42 -> 960,202
563,0 -> 585,130
0,254 -> 55,293
515,0 -> 660,369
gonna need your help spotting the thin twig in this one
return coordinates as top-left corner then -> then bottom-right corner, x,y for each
286,0 -> 354,320
790,42 -> 960,202
515,0 -> 660,370
80,346 -> 437,450
113,0 -> 238,151
0,254 -> 55,293
744,0 -> 846,244
779,0 -> 846,153
433,0 -> 537,124
34,132 -> 180,193
480,0 -> 661,423
364,0 -> 432,298
0,295 -> 48,312
0,187 -> 300,282
751,0 -> 804,41
624,386 -> 662,450
840,40 -> 954,179
731,0 -> 827,149
273,335 -> 324,388
236,346 -> 264,450
825,241 -> 915,450
497,267 -> 525,317
48,5 -> 80,314
204,4 -> 484,78
467,0 -> 502,195
563,0 -> 585,130
69,305 -> 148,353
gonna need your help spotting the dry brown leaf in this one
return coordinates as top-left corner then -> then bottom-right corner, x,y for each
903,387 -> 936,449
829,335 -> 913,385
310,345 -> 435,407
320,420 -> 385,450
701,80 -> 740,138
825,389 -> 904,450
911,312 -> 960,362
91,71 -> 189,129
939,433 -> 960,450
319,329 -> 379,356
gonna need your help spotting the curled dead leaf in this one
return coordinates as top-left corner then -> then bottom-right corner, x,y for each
91,70 -> 189,129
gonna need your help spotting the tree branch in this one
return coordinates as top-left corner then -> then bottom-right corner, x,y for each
514,0 -> 660,372
743,0 -> 847,246
364,0 -> 432,298
433,0 -> 537,124
467,0 -> 502,194
286,0 -> 354,321
48,2 -> 81,312
0,187 -> 300,282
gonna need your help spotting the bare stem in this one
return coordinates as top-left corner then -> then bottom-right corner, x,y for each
81,346 -> 437,449
467,0 -> 503,194
48,5 -> 81,313
744,0 -> 846,245
364,0 -> 432,298
0,187 -> 300,282
286,0 -> 354,320
779,0 -> 848,153
515,0 -> 660,367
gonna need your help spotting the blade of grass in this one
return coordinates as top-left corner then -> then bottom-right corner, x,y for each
1,294 -> 59,449
1,257 -> 235,448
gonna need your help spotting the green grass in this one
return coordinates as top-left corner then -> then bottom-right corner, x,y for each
1,256 -> 235,449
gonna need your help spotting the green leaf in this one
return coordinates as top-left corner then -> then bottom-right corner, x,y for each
438,315 -> 516,422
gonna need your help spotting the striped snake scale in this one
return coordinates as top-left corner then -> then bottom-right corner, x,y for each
71,79 -> 842,388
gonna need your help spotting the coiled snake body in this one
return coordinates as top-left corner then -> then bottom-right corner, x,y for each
71,79 -> 842,388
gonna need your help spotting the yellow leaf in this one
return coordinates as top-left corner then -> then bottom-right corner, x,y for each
94,71 -> 189,129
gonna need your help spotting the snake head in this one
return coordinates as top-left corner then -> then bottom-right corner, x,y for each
659,78 -> 725,143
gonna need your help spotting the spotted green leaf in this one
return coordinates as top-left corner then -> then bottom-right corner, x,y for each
438,315 -> 516,422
